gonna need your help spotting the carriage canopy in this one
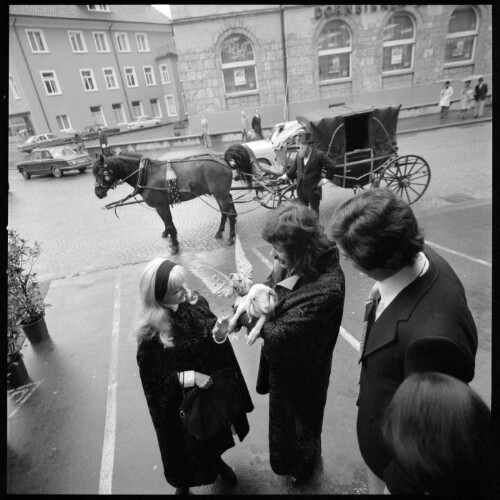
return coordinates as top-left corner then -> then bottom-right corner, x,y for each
296,103 -> 401,165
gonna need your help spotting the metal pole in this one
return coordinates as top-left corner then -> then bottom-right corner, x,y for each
280,5 -> 289,121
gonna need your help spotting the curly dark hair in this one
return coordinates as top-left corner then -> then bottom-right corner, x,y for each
262,200 -> 334,279
329,188 -> 424,271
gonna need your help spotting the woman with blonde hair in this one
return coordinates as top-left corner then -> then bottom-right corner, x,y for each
136,258 -> 253,495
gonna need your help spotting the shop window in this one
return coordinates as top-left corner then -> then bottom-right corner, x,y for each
318,21 -> 352,82
220,34 -> 257,94
382,13 -> 415,73
445,6 -> 477,64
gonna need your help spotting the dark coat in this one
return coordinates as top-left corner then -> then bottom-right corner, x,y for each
356,246 -> 478,479
251,114 -> 262,137
137,294 -> 254,488
255,244 -> 345,476
286,148 -> 335,198
474,82 -> 488,101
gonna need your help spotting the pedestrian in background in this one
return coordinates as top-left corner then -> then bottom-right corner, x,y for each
235,201 -> 345,486
328,188 -> 478,495
438,80 -> 454,119
473,76 -> 488,118
240,110 -> 250,142
460,80 -> 474,119
382,371 -> 492,497
279,132 -> 335,216
200,113 -> 212,148
251,109 -> 263,139
136,258 -> 253,495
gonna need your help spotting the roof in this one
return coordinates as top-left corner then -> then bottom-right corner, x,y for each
296,103 -> 400,124
9,4 -> 171,25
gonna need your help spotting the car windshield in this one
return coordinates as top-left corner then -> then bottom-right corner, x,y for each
50,146 -> 77,158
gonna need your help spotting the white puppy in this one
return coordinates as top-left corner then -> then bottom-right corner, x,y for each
228,284 -> 278,345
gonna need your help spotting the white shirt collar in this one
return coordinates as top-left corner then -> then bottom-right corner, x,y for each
277,274 -> 300,290
375,252 -> 428,319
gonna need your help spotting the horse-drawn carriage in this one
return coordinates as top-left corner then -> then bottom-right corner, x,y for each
92,103 -> 430,253
247,103 -> 431,207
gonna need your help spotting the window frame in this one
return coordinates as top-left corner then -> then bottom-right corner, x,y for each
87,5 -> 110,12
79,68 -> 98,92
90,105 -> 106,126
124,66 -> 138,88
26,29 -> 49,53
317,20 -> 353,83
115,32 -> 131,53
136,33 -> 150,52
56,114 -> 73,132
9,74 -> 21,100
444,7 -> 478,67
143,66 -> 157,86
68,30 -> 88,53
382,12 -> 416,75
112,103 -> 127,126
131,101 -> 144,119
164,94 -> 177,117
159,63 -> 170,84
103,67 -> 119,90
93,31 -> 110,53
220,34 -> 258,96
150,98 -> 162,119
40,70 -> 62,96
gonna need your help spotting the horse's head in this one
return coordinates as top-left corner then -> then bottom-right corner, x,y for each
224,144 -> 254,187
93,154 -> 117,199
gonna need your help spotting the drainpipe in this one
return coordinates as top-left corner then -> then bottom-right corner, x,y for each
109,23 -> 133,121
13,18 -> 51,133
280,5 -> 289,121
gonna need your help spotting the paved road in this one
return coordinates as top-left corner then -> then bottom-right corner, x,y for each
7,118 -> 492,494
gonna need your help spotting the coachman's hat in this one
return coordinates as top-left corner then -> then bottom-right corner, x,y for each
299,131 -> 314,144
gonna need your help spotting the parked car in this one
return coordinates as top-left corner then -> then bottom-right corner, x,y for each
244,120 -> 303,168
126,115 -> 161,130
81,124 -> 121,140
16,145 -> 92,179
17,133 -> 73,154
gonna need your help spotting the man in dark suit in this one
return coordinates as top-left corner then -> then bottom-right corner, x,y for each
473,76 -> 488,118
328,188 -> 478,494
251,109 -> 263,139
279,132 -> 335,215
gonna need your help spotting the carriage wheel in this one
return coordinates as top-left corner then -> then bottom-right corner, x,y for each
258,189 -> 282,209
379,155 -> 430,205
278,184 -> 296,206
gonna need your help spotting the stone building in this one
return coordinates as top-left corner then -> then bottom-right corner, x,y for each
170,4 -> 492,134
8,4 -> 185,138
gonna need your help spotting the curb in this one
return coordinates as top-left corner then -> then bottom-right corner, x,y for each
399,116 -> 491,136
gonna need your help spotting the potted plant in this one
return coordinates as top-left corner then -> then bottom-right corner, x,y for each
8,229 -> 50,345
7,307 -> 30,389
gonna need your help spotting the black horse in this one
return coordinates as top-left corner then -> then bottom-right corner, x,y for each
93,145 -> 255,255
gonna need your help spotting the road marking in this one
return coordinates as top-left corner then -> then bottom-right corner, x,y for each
252,248 -> 360,351
426,241 -> 491,268
7,380 -> 43,419
98,274 -> 121,495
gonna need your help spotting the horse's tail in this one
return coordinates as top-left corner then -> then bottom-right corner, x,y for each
224,144 -> 254,187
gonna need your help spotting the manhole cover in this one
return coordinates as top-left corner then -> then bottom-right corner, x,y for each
442,193 -> 475,203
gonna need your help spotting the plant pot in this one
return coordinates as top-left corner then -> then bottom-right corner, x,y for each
21,315 -> 50,344
7,356 -> 31,389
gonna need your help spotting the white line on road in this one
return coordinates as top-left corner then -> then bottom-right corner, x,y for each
251,248 -> 360,351
426,241 -> 491,268
98,274 -> 121,495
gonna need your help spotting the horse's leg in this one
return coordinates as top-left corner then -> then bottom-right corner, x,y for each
215,211 -> 227,239
216,195 -> 237,246
227,195 -> 237,246
156,202 -> 179,255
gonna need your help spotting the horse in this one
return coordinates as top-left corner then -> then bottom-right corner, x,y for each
93,146 -> 255,255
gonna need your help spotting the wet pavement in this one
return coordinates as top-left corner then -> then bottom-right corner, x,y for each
6,106 -> 493,494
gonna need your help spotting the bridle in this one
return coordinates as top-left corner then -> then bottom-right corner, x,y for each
94,156 -> 148,197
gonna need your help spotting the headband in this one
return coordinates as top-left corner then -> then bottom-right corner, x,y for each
154,260 -> 177,301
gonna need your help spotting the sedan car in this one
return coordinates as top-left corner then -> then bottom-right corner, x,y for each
244,120 -> 303,168
81,124 -> 121,140
126,115 -> 161,130
16,145 -> 93,180
17,133 -> 73,154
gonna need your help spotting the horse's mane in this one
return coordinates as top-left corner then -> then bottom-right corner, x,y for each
224,144 -> 254,187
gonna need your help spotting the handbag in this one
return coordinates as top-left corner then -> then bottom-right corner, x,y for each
179,367 -> 245,442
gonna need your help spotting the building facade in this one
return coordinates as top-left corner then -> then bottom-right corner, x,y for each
170,4 -> 492,134
8,4 -> 186,138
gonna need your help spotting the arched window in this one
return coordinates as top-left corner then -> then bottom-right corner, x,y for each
220,34 -> 257,94
382,13 -> 415,72
318,21 -> 351,81
445,6 -> 477,64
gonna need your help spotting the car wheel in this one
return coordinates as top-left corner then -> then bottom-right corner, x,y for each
78,167 -> 87,173
52,166 -> 63,178
21,169 -> 31,180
